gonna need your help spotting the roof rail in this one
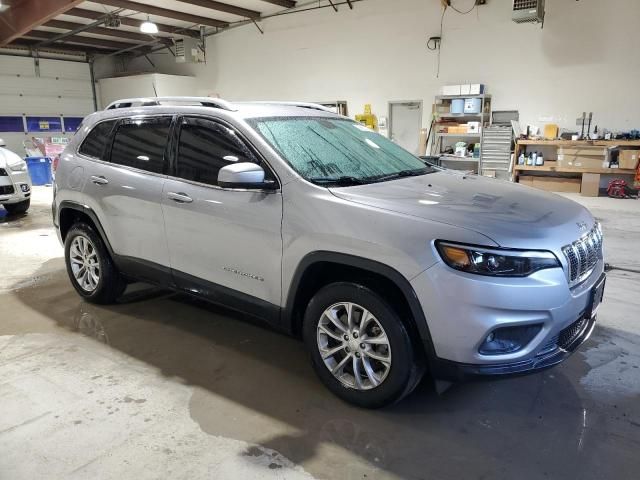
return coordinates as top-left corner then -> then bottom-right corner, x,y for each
243,101 -> 336,113
105,97 -> 236,111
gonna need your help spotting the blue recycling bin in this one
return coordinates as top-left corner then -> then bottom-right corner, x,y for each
25,157 -> 53,186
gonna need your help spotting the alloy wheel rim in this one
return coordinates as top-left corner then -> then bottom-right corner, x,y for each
317,302 -> 392,390
69,235 -> 100,292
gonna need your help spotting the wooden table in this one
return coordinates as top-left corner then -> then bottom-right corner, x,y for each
513,139 -> 640,196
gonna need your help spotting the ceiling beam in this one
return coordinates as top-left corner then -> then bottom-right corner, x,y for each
24,30 -> 139,51
260,0 -> 296,8
34,9 -> 124,48
66,8 -> 200,38
175,0 -> 260,19
45,19 -> 154,43
99,0 -> 228,28
5,39 -> 113,55
0,0 -> 85,46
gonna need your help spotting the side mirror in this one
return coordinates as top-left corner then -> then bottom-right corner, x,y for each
218,162 -> 276,190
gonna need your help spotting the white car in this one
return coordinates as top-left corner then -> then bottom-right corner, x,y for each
0,139 -> 31,215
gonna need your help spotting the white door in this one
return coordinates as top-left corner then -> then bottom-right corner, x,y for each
161,116 -> 283,308
0,56 -> 94,153
389,101 -> 423,154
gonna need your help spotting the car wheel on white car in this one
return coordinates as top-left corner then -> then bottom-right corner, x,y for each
303,282 -> 422,408
64,223 -> 126,304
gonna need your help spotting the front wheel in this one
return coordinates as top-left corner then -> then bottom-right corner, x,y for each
3,198 -> 30,215
303,282 -> 421,408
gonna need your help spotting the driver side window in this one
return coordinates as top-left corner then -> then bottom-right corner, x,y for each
176,118 -> 261,186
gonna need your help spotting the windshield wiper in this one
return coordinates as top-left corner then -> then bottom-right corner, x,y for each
309,176 -> 366,186
367,168 -> 432,183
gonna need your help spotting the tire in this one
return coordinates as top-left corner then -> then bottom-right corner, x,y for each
303,282 -> 421,408
3,198 -> 30,215
64,223 -> 126,304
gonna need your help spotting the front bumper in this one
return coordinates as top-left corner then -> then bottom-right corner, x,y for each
411,259 -> 605,378
429,313 -> 596,380
0,168 -> 31,205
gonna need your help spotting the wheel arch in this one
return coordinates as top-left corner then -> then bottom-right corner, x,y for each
58,201 -> 114,257
283,251 -> 436,363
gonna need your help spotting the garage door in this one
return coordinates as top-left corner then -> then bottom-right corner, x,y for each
0,56 -> 95,154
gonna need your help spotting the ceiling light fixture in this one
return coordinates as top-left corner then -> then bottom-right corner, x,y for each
140,16 -> 158,34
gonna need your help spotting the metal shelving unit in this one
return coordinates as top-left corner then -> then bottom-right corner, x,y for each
429,93 -> 492,172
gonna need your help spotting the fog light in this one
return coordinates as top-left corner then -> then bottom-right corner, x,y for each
20,184 -> 30,192
479,324 -> 542,355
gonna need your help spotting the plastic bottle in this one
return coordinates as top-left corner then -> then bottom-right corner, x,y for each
526,153 -> 533,166
536,152 -> 544,166
518,152 -> 525,165
531,152 -> 538,166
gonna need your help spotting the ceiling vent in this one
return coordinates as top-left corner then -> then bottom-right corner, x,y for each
512,0 -> 545,24
104,14 -> 121,28
174,38 -> 205,64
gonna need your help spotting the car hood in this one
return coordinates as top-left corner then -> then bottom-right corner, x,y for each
0,147 -> 24,169
329,171 -> 594,250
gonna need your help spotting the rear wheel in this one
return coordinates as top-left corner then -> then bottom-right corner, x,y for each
303,282 -> 421,408
3,198 -> 30,215
64,223 -> 126,304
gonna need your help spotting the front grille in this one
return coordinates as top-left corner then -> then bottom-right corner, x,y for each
562,223 -> 603,286
0,185 -> 15,195
0,168 -> 7,176
558,317 -> 589,349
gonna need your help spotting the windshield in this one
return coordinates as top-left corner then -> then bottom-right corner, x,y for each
250,117 -> 433,185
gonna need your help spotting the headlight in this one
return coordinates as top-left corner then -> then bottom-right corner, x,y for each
435,241 -> 560,277
8,160 -> 27,172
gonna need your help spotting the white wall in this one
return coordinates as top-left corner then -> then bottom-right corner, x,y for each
97,73 -> 197,108
0,56 -> 95,154
121,0 -> 640,134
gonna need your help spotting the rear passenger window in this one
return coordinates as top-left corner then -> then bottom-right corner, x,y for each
176,118 -> 259,186
110,117 -> 171,174
78,120 -> 116,159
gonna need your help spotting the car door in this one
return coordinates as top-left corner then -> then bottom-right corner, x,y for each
161,116 -> 283,315
83,115 -> 173,279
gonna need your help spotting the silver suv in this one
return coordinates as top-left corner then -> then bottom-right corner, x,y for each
53,97 -> 605,408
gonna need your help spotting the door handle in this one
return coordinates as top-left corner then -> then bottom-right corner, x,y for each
90,175 -> 109,185
167,191 -> 193,204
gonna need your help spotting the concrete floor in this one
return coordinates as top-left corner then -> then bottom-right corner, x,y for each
1,187 -> 639,480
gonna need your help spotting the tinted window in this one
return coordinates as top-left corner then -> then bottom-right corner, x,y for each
79,120 -> 116,159
110,117 -> 171,174
176,118 -> 259,186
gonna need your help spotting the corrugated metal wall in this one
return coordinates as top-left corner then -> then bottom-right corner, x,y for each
0,56 -> 95,154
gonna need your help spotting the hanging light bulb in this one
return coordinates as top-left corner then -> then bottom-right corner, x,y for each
140,16 -> 158,34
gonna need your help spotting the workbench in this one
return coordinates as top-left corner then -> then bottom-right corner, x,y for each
512,139 -> 640,196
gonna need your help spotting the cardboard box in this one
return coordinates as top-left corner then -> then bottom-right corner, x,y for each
448,125 -> 467,134
558,147 -> 607,156
618,150 -> 640,170
519,176 -> 534,186
557,147 -> 606,169
523,176 -> 581,193
581,173 -> 600,197
557,157 -> 607,169
460,84 -> 471,95
469,84 -> 484,95
442,85 -> 461,96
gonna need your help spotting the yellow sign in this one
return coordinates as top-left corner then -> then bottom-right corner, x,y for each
39,121 -> 50,130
